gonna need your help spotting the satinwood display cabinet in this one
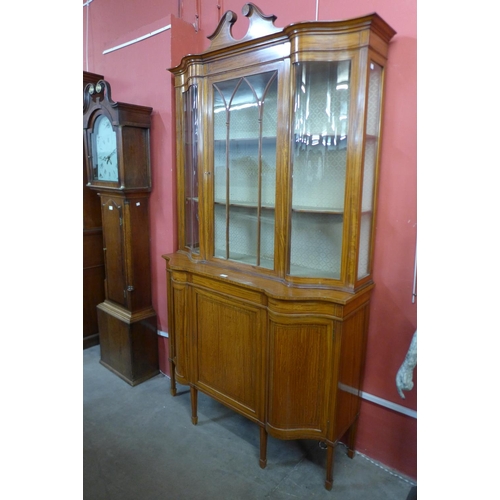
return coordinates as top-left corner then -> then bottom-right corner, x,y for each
163,4 -> 395,490
83,80 -> 159,386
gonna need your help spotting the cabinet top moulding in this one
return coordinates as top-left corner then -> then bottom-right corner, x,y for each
170,5 -> 396,76
165,252 -> 373,317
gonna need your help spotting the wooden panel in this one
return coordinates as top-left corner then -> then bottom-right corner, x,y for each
83,230 -> 104,268
97,303 -> 158,386
83,265 -> 105,342
98,305 -> 133,381
334,304 -> 369,439
122,127 -> 151,189
83,71 -> 105,348
125,195 -> 153,311
129,314 -> 160,383
83,229 -> 105,343
100,196 -> 126,306
83,153 -> 102,228
192,274 -> 264,305
290,31 -> 363,58
171,280 -> 190,384
267,314 -> 334,437
194,288 -> 264,421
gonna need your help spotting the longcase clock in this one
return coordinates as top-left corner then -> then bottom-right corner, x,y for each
83,71 -> 105,349
83,80 -> 158,386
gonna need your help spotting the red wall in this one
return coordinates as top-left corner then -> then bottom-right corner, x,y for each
83,0 -> 417,480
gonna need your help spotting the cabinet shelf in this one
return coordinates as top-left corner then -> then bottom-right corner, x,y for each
292,133 -> 377,146
292,205 -> 344,215
210,200 -> 374,216
213,250 -> 274,269
289,263 -> 340,280
293,133 -> 348,149
213,200 -> 348,215
214,200 -> 275,210
214,136 -> 277,145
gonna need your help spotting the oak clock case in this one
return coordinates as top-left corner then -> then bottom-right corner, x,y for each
83,80 -> 158,386
83,71 -> 105,350
164,4 -> 395,491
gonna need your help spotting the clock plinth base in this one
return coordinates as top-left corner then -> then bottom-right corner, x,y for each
97,301 -> 159,386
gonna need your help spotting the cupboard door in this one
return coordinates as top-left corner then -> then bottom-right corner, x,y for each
193,287 -> 265,423
123,198 -> 153,312
267,313 -> 334,439
101,196 -> 126,307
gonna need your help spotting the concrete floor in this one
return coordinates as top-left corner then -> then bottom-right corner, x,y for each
84,345 -> 416,499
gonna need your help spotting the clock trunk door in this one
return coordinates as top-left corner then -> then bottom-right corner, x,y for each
101,195 -> 127,307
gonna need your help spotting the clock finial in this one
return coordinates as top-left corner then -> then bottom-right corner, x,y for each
83,79 -> 116,112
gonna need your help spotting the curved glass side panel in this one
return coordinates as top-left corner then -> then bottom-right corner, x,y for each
289,61 -> 351,278
183,85 -> 200,254
213,71 -> 278,269
358,62 -> 383,280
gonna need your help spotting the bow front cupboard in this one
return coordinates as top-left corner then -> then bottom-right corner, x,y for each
163,5 -> 395,490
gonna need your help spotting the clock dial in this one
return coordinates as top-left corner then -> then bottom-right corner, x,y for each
92,115 -> 118,182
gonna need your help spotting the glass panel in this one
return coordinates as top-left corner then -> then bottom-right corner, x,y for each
358,62 -> 383,279
213,71 -> 277,269
290,61 -> 351,278
92,115 -> 118,182
290,211 -> 344,277
183,85 -> 199,254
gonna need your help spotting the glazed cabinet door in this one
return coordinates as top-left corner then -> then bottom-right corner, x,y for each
288,60 -> 352,281
210,68 -> 281,272
178,84 -> 200,256
177,56 -> 290,274
266,311 -> 336,440
192,285 -> 266,424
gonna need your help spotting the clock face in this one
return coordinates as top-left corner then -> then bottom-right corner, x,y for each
92,115 -> 118,182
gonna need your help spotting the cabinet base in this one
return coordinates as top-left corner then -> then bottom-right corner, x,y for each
97,301 -> 159,386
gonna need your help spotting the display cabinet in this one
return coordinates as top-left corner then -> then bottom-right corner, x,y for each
163,4 -> 395,490
83,80 -> 159,386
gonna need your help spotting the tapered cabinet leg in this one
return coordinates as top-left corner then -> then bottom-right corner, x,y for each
346,419 -> 359,459
259,427 -> 268,469
325,444 -> 335,490
190,386 -> 198,425
169,359 -> 177,396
